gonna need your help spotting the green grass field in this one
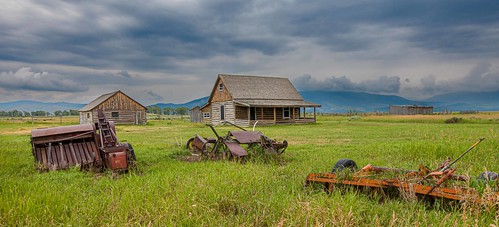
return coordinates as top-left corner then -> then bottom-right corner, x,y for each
1,114 -> 498,226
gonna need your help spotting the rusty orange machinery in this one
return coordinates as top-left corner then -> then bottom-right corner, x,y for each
30,109 -> 135,172
305,162 -> 498,205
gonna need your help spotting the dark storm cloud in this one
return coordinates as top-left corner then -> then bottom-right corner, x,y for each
269,0 -> 499,55
294,74 -> 400,93
416,63 -> 499,95
0,67 -> 88,92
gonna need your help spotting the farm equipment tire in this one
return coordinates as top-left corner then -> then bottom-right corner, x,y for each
478,171 -> 498,181
186,137 -> 202,155
332,159 -> 357,173
126,143 -> 136,161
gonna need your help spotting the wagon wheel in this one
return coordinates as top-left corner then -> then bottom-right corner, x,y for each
186,137 -> 202,155
201,142 -> 217,158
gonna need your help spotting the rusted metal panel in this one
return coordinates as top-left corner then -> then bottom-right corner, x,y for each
229,131 -> 262,144
31,124 -> 95,139
224,141 -> 248,157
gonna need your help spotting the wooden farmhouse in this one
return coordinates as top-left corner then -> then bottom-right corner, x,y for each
79,90 -> 147,125
197,74 -> 321,126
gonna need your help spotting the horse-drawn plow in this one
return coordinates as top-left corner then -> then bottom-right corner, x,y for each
186,122 -> 288,159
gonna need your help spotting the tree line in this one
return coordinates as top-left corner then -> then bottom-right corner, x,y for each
147,106 -> 189,115
0,109 -> 80,117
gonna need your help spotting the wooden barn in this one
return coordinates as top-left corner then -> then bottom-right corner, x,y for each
389,105 -> 433,115
197,74 -> 321,126
79,90 -> 147,125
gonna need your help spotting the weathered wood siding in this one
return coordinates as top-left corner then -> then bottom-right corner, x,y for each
96,92 -> 145,111
190,107 -> 202,123
211,101 -> 235,125
211,79 -> 232,102
91,110 -> 146,125
200,103 -> 212,124
80,91 -> 147,124
79,111 -> 93,124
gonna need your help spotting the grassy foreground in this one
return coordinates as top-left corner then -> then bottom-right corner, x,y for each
0,114 -> 498,226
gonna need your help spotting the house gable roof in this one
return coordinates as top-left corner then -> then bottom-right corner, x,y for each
212,74 -> 304,101
79,90 -> 147,112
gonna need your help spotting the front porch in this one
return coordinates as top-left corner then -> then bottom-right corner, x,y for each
235,106 -> 318,126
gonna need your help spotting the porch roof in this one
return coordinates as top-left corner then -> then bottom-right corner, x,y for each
234,99 -> 321,107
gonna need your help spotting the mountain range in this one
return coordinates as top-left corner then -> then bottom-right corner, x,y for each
0,91 -> 498,113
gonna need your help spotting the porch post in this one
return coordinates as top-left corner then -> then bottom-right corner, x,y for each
314,107 -> 316,122
304,107 -> 306,118
261,107 -> 263,120
273,107 -> 276,125
292,107 -> 295,120
247,106 -> 251,126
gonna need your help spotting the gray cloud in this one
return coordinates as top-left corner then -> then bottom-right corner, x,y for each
0,67 -> 88,92
294,74 -> 400,93
146,91 -> 163,102
0,0 -> 498,103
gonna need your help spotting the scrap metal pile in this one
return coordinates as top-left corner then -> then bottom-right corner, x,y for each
305,138 -> 498,205
30,109 -> 136,172
187,122 -> 288,158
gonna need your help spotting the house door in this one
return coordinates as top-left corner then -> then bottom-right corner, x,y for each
250,107 -> 256,120
220,105 -> 225,120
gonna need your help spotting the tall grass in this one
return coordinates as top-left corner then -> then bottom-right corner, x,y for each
0,114 -> 497,226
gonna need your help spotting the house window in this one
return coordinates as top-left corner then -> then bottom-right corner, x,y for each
219,83 -> 224,92
283,108 -> 290,119
203,112 -> 211,118
112,112 -> 119,117
86,113 -> 90,118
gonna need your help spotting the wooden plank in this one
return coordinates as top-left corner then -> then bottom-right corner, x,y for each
82,142 -> 92,164
41,147 -> 48,167
59,143 -> 67,168
73,143 -> 82,164
89,142 -> 100,161
64,144 -> 73,165
77,143 -> 88,164
35,147 -> 42,164
69,143 -> 77,165
52,145 -> 60,168
46,143 -> 53,168
85,142 -> 95,161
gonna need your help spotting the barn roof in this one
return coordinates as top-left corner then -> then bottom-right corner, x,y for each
79,90 -> 147,112
218,74 -> 304,100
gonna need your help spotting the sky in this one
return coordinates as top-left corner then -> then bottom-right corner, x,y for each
1,0 -> 499,105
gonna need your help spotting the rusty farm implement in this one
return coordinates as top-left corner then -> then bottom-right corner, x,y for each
305,138 -> 498,205
186,122 -> 288,159
30,109 -> 136,172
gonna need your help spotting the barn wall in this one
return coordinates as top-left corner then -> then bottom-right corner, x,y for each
91,110 -> 146,124
190,107 -> 202,123
96,92 -> 146,111
79,111 -> 93,124
389,106 -> 433,115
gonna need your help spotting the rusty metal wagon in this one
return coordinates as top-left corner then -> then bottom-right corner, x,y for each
186,122 -> 288,158
305,138 -> 498,205
30,109 -> 136,172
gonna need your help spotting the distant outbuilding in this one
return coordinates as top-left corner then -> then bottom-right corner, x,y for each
389,105 -> 433,115
79,90 -> 147,125
195,74 -> 321,126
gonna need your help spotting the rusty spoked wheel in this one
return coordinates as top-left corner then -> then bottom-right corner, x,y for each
186,137 -> 202,155
201,142 -> 216,158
